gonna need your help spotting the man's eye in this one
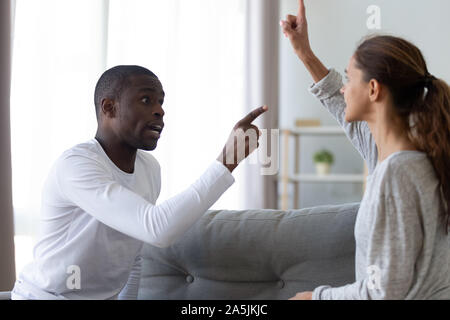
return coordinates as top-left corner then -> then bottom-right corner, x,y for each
142,96 -> 163,105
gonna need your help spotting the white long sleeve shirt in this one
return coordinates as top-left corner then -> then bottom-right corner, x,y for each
11,138 -> 235,300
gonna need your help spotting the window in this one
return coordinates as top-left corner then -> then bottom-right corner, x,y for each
11,0 -> 246,276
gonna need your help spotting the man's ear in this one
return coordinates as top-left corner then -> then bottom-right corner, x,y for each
100,98 -> 117,118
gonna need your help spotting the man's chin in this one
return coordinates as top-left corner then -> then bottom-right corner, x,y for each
140,141 -> 158,151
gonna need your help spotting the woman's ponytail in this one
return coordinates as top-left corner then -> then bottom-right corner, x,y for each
409,75 -> 450,232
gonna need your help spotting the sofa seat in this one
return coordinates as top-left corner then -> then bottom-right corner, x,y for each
138,203 -> 359,300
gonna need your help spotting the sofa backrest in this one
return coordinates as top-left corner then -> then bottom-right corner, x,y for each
138,202 -> 359,300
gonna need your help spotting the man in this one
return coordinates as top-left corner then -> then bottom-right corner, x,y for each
11,65 -> 267,299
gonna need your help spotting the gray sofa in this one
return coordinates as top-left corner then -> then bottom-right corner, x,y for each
0,202 -> 358,300
138,202 -> 359,300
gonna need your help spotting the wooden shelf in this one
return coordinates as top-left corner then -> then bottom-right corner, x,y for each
284,126 -> 346,136
279,174 -> 366,183
279,126 -> 367,210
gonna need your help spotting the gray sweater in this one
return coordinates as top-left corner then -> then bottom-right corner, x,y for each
309,69 -> 450,299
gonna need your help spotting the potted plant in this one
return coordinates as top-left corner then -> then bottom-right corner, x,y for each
313,149 -> 334,175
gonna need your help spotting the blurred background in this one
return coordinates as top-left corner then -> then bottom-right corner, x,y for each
4,0 -> 450,280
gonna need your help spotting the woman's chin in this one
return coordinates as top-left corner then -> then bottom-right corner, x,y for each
344,113 -> 354,123
344,112 -> 362,123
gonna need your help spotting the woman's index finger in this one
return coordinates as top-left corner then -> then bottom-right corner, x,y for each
298,0 -> 306,18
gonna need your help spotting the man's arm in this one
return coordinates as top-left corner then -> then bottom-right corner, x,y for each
57,153 -> 233,248
56,107 -> 267,248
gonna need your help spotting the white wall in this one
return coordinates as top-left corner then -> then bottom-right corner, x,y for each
278,0 -> 450,208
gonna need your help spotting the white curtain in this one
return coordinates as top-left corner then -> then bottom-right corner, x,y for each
243,0 -> 279,209
10,0 -> 107,275
10,0 -> 251,274
106,0 -> 247,210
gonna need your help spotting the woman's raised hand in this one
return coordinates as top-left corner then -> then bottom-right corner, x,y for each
280,0 -> 313,60
280,0 -> 329,83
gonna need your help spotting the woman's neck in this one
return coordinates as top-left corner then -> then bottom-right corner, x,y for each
367,108 -> 418,164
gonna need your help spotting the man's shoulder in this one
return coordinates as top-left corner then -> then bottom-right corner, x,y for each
62,139 -> 100,155
42,140 -> 109,201
56,139 -> 106,169
136,150 -> 160,169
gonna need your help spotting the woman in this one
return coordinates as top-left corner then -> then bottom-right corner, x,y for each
281,0 -> 450,300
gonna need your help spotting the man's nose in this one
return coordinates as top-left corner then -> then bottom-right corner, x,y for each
153,106 -> 165,118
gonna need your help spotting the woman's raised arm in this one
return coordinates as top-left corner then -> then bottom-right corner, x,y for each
280,0 -> 329,83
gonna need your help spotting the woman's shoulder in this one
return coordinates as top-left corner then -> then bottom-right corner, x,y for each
383,150 -> 429,168
374,150 -> 436,195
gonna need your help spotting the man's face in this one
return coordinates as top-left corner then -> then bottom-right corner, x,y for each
112,74 -> 165,151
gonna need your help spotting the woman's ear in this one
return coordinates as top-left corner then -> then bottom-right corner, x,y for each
368,79 -> 382,102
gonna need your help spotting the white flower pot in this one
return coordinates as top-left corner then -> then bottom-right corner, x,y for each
315,162 -> 331,175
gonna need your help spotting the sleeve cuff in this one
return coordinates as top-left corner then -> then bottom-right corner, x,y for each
212,160 -> 235,186
312,285 -> 332,300
308,68 -> 344,100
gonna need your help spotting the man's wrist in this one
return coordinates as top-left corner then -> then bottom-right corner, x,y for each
216,157 -> 237,173
222,162 -> 237,173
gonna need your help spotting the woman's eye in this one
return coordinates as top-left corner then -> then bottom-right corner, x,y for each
142,96 -> 150,104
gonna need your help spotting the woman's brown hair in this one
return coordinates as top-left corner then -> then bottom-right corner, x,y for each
354,35 -> 450,232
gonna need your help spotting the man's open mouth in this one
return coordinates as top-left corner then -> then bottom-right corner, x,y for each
146,124 -> 163,138
147,124 -> 163,134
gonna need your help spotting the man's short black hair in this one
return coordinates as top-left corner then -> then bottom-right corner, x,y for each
94,65 -> 157,119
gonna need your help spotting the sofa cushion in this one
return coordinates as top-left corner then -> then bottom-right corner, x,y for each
138,202 -> 359,300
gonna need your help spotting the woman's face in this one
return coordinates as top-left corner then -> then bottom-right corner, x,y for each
340,55 -> 372,122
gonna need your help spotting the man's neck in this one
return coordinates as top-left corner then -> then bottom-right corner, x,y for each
94,132 -> 137,174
